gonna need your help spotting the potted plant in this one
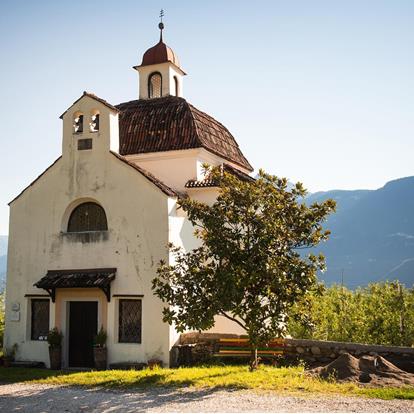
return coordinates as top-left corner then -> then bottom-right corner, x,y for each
147,358 -> 163,370
93,326 -> 107,370
47,327 -> 63,370
3,343 -> 18,368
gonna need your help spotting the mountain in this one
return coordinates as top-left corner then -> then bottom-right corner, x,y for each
0,176 -> 413,289
308,177 -> 414,288
0,235 -> 7,291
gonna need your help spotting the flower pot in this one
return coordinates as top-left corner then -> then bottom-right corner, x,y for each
93,347 -> 107,370
49,346 -> 62,370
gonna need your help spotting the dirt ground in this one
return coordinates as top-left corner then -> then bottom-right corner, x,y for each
310,353 -> 414,387
0,383 -> 413,413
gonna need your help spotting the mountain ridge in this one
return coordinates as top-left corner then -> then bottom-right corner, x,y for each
0,176 -> 413,289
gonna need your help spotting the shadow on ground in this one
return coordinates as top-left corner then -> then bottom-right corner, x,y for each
0,384 -> 238,413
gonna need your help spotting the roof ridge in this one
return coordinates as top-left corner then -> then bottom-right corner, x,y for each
9,156 -> 62,205
187,102 -> 253,171
60,91 -> 120,119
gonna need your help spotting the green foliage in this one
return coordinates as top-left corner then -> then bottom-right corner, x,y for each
94,326 -> 107,347
47,327 -> 63,349
287,281 -> 414,346
0,292 -> 4,347
153,167 -> 336,349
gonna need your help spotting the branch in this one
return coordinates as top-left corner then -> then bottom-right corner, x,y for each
219,310 -> 247,331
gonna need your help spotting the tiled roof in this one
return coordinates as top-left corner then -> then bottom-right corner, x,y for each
185,179 -> 216,188
185,164 -> 255,189
110,152 -> 179,197
59,91 -> 120,119
116,96 -> 253,172
35,268 -> 116,289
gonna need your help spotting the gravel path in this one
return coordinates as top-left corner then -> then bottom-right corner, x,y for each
0,383 -> 413,412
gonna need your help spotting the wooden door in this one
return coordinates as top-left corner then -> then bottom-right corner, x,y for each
69,301 -> 98,367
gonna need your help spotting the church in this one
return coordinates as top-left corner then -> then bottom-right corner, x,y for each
4,21 -> 253,368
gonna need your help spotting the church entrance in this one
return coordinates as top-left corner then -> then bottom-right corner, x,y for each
68,301 -> 98,367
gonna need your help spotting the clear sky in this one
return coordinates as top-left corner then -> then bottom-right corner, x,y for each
0,0 -> 413,235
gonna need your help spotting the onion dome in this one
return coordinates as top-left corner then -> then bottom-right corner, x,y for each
141,40 -> 180,68
140,21 -> 181,69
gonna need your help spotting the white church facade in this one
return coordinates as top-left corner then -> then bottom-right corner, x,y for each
4,24 -> 253,368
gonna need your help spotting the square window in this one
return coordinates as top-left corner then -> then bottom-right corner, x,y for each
31,299 -> 50,341
118,299 -> 142,343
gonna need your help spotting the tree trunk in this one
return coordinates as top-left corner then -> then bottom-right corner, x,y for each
249,348 -> 258,371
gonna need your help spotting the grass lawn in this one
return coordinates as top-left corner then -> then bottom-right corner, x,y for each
0,365 -> 413,400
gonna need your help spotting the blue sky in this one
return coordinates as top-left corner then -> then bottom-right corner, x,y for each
0,0 -> 413,235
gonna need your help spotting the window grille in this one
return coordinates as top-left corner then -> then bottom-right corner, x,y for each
67,202 -> 108,232
118,299 -> 142,343
31,299 -> 50,341
148,73 -> 162,98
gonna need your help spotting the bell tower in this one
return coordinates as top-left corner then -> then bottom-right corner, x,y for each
134,12 -> 186,100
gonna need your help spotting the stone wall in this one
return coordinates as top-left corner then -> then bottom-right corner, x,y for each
175,333 -> 414,372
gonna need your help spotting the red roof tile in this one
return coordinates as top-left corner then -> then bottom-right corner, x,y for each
116,96 -> 253,172
185,164 -> 254,189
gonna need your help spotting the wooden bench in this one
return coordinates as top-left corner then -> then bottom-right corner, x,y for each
213,338 -> 286,359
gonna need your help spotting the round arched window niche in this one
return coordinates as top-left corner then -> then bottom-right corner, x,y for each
67,202 -> 108,233
148,72 -> 162,98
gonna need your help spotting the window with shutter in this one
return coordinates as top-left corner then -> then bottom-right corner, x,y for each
67,202 -> 108,232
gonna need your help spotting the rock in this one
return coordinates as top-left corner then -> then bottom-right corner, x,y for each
296,347 -> 305,354
338,349 -> 348,355
311,346 -> 321,355
330,353 -> 337,358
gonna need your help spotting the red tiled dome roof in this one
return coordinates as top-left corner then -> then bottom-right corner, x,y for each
116,96 -> 253,172
141,40 -> 180,68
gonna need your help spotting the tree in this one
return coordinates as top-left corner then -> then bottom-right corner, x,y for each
152,167 -> 336,368
287,281 -> 414,346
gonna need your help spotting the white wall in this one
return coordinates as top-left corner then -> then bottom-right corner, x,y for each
136,62 -> 185,99
5,95 -> 176,367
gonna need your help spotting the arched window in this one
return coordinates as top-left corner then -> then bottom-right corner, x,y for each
173,76 -> 179,96
148,72 -> 162,98
73,112 -> 84,133
67,202 -> 108,232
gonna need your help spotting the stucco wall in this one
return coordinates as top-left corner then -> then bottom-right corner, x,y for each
5,96 -> 176,367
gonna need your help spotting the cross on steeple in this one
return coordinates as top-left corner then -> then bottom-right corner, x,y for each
158,9 -> 165,42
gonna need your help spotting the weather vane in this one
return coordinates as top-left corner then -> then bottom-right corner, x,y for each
158,9 -> 165,41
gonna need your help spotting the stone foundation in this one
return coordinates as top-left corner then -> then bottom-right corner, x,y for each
174,333 -> 414,372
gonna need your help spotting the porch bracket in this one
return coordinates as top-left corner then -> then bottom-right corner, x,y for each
101,285 -> 111,302
45,288 -> 56,303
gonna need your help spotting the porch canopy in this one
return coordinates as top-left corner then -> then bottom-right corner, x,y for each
34,268 -> 116,302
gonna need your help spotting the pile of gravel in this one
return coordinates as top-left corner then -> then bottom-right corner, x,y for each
310,352 -> 414,387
